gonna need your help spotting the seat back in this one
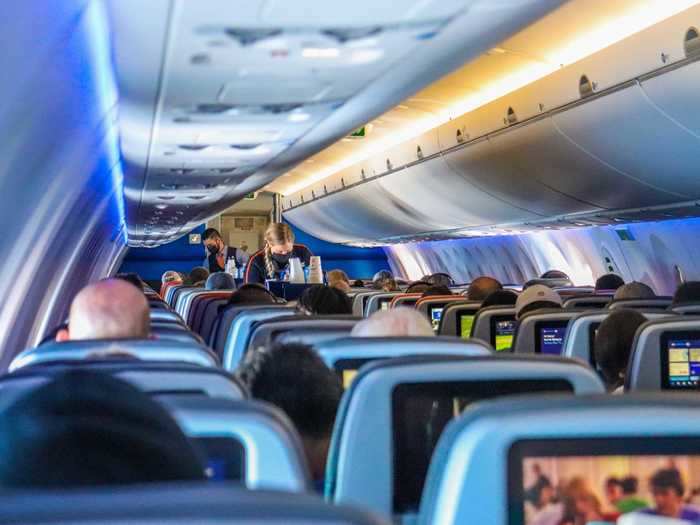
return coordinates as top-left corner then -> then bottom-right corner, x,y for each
512,310 -> 584,355
419,395 -> 700,525
365,292 -> 403,317
437,301 -> 482,338
563,310 -> 676,368
471,307 -> 517,352
150,309 -> 185,324
353,292 -> 380,317
0,361 -> 246,410
11,340 -> 218,371
562,295 -> 611,309
627,316 -> 700,391
608,297 -> 673,311
244,317 -> 360,367
187,291 -> 233,331
313,337 -> 492,388
0,484 -> 388,525
329,355 -> 603,519
671,303 -> 700,314
415,297 -> 468,333
150,326 -> 206,345
160,396 -> 310,491
195,297 -> 230,340
390,294 -> 423,309
221,306 -> 295,370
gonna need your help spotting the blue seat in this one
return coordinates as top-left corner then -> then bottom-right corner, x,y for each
327,354 -> 603,520
160,396 -> 310,492
0,360 -> 246,410
438,301 -> 482,338
512,310 -> 585,355
365,292 -> 403,317
562,295 -> 611,309
608,297 -> 673,311
419,395 -> 700,525
471,306 -> 517,351
11,339 -> 218,371
0,483 -> 389,525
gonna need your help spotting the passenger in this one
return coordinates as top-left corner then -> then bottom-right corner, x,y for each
425,272 -> 454,287
351,308 -> 434,337
245,223 -> 312,285
56,279 -> 150,342
481,289 -> 518,308
514,284 -> 562,320
0,370 -> 205,487
237,343 -> 342,489
604,477 -> 624,510
297,285 -> 352,315
187,266 -> 210,286
594,309 -> 647,393
421,285 -> 452,298
642,468 -> 700,521
161,270 -> 181,284
560,478 -> 605,525
381,278 -> 399,292
372,269 -> 394,290
540,270 -> 570,280
352,279 -> 365,288
672,281 -> 700,306
202,228 -> 245,273
115,272 -> 143,291
406,280 -> 432,294
327,269 -> 351,293
205,272 -> 236,290
238,240 -> 251,267
595,273 -> 625,292
224,283 -> 278,307
618,476 -> 649,513
613,282 -> 656,301
467,276 -> 503,301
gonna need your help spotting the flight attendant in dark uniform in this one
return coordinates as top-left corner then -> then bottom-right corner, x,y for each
245,223 -> 312,284
202,228 -> 245,273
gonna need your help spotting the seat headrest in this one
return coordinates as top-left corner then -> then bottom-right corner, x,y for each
11,339 -> 218,372
0,483 -> 389,525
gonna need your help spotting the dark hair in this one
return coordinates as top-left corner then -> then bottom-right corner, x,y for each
540,270 -> 570,280
352,280 -> 365,288
518,301 -> 561,319
188,266 -> 210,285
481,290 -> 518,308
237,343 -> 342,439
595,273 -> 625,291
421,285 -> 452,298
0,370 -> 205,487
673,281 -> 700,305
606,477 -> 622,488
594,309 -> 647,390
621,476 -> 639,495
205,272 -> 236,290
202,228 -> 222,241
298,285 -> 352,315
115,273 -> 143,291
467,276 -> 503,301
225,283 -> 277,307
649,468 -> 685,496
406,281 -> 431,294
425,273 -> 454,287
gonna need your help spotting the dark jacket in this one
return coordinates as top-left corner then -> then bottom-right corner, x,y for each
244,245 -> 312,284
204,246 -> 243,273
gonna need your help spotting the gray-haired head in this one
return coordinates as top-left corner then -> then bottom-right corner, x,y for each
351,307 -> 434,338
205,272 -> 236,290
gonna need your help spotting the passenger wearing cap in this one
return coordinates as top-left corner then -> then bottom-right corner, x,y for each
515,284 -> 562,320
0,370 -> 205,487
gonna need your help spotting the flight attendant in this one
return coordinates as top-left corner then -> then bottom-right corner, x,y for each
202,228 -> 245,273
245,223 -> 312,284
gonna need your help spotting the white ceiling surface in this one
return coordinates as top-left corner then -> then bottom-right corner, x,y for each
107,0 -> 566,247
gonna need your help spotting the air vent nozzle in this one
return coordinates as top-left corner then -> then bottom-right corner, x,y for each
685,27 -> 700,58
579,75 -> 595,98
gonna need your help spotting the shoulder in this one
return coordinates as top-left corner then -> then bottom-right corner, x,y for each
248,250 -> 265,264
295,244 -> 312,256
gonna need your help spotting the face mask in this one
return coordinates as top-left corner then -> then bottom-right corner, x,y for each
272,253 -> 291,266
207,244 -> 219,255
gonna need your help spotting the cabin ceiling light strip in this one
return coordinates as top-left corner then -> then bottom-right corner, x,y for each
281,0 -> 700,196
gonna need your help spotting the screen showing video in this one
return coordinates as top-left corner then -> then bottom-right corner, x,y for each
335,358 -> 377,390
430,307 -> 444,333
509,438 -> 700,525
537,321 -> 569,355
495,318 -> 517,352
380,299 -> 391,311
392,379 -> 573,514
662,334 -> 700,390
460,314 -> 475,339
193,437 -> 246,482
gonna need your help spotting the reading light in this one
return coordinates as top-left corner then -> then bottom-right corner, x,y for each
302,47 -> 340,59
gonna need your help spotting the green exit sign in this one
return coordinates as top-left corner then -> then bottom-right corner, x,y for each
348,126 -> 366,138
244,192 -> 257,200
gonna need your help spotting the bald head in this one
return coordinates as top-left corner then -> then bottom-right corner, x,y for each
351,308 -> 434,338
467,276 -> 503,301
58,279 -> 150,342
